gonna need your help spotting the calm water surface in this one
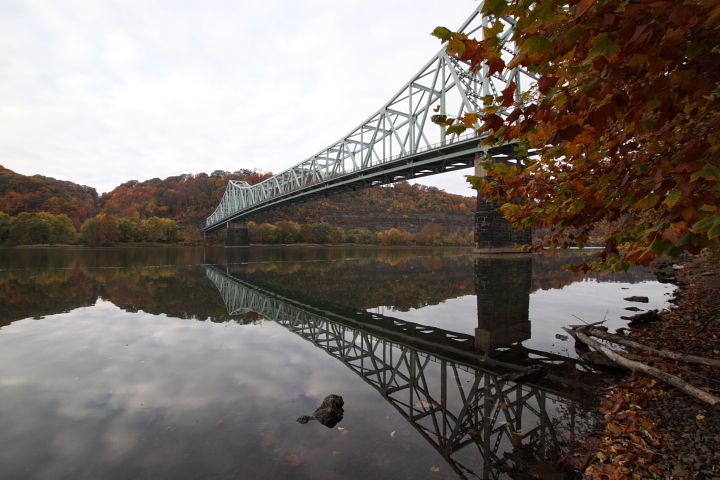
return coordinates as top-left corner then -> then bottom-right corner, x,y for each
0,246 -> 673,480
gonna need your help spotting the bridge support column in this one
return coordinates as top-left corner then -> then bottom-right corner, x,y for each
474,254 -> 532,352
473,161 -> 532,254
225,221 -> 250,247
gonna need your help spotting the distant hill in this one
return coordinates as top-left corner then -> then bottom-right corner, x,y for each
256,182 -> 477,234
0,165 -> 99,227
1,166 -> 477,235
98,169 -> 271,224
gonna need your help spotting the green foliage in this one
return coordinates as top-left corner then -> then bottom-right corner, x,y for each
1,212 -> 76,247
0,212 -> 9,245
80,215 -> 181,246
81,215 -> 120,247
246,221 -> 471,246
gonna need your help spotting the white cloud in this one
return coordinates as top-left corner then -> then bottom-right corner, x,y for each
0,0 -> 479,195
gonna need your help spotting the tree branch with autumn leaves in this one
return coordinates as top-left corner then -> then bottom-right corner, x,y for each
433,0 -> 720,271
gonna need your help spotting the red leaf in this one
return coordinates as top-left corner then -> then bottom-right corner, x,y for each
501,82 -> 516,108
487,58 -> 506,76
537,76 -> 558,94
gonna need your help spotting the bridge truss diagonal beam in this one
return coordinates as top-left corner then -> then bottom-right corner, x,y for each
202,3 -> 537,232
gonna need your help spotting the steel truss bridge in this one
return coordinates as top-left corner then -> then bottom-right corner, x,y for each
205,265 -> 594,479
202,4 -> 536,233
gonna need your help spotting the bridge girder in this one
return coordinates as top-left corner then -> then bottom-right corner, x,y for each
202,5 -> 536,233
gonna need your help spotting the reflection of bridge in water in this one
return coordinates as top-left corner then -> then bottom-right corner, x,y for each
205,261 -> 595,479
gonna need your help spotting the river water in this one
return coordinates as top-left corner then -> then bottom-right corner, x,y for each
0,246 -> 673,480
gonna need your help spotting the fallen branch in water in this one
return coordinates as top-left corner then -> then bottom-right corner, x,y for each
583,327 -> 720,368
563,327 -> 720,407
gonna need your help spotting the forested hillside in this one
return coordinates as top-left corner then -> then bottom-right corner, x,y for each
257,182 -> 476,234
0,165 -> 99,228
0,165 -> 478,247
99,169 -> 271,223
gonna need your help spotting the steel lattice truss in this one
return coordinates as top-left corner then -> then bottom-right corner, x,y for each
203,3 -> 536,233
205,266 -> 593,479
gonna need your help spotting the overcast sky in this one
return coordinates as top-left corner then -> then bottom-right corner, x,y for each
1,0 -> 480,196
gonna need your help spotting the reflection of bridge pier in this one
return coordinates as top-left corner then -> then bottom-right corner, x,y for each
474,254 -> 532,352
204,265 -> 594,479
223,245 -> 250,265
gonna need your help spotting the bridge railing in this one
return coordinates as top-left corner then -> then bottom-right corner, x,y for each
263,130 -> 479,194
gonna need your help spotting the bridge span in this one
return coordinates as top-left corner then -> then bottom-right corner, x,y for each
202,4 -> 536,253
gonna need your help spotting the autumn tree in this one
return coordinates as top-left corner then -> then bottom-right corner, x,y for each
2,212 -> 76,246
275,220 -> 302,243
433,0 -> 720,271
116,217 -> 142,243
379,227 -> 413,246
81,214 -> 120,247
0,212 -> 9,245
181,225 -> 203,245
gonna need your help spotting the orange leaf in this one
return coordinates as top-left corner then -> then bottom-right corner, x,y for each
285,453 -> 310,468
501,82 -> 516,108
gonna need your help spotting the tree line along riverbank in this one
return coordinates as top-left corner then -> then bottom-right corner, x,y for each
0,211 -> 474,248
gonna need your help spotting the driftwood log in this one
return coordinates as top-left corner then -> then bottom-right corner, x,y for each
563,326 -> 720,408
583,327 -> 720,368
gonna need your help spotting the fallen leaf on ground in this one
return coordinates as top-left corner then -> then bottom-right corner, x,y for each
216,420 -> 224,425
528,463 -> 563,480
260,431 -> 280,448
332,451 -> 341,455
430,466 -> 440,472
285,453 -> 309,467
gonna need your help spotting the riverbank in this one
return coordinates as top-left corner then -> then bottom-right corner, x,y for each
8,243 -> 476,249
582,255 -> 720,479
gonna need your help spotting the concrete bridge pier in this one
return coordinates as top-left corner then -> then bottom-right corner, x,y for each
225,221 -> 250,247
473,161 -> 532,253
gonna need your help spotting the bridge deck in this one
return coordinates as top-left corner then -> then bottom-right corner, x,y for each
201,139 -> 515,233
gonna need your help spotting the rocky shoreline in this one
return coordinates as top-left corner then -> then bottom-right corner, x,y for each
582,256 -> 720,479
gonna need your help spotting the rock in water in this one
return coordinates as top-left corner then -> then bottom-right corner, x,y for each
313,394 -> 344,427
296,394 -> 344,428
620,310 -> 661,326
623,296 -> 649,303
